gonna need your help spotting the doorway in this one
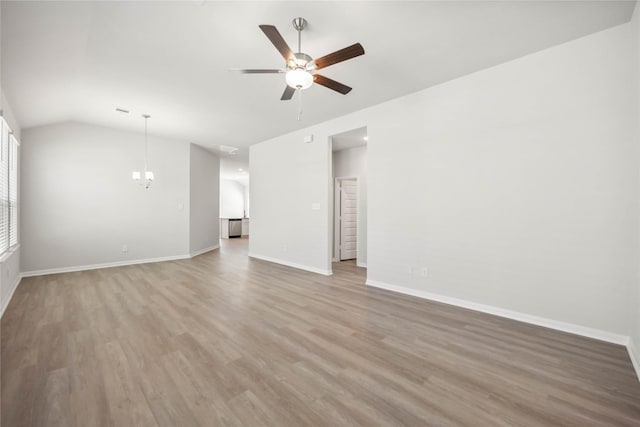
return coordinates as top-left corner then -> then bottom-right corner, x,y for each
330,126 -> 367,268
219,157 -> 250,240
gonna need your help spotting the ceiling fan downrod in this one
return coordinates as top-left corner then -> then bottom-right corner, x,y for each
292,17 -> 306,54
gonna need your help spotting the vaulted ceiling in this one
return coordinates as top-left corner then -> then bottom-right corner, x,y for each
1,1 -> 635,159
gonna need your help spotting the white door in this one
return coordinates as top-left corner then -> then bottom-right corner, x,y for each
340,179 -> 357,260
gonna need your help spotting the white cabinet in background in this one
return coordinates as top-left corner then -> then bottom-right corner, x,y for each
220,218 -> 229,239
242,219 -> 250,236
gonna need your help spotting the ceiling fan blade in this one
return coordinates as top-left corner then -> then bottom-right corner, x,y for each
313,74 -> 352,95
281,85 -> 296,101
233,69 -> 285,74
259,25 -> 295,62
314,43 -> 365,70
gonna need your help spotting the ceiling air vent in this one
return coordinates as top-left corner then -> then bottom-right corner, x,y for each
219,145 -> 238,155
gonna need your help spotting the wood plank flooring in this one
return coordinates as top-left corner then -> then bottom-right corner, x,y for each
2,237 -> 640,426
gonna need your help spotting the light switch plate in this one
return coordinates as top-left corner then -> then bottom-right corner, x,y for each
311,203 -> 320,210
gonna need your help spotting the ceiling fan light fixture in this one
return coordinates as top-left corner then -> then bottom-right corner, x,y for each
286,68 -> 313,90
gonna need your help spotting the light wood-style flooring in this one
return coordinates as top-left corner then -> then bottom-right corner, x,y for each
2,238 -> 640,426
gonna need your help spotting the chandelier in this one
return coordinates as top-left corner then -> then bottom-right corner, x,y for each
132,114 -> 154,189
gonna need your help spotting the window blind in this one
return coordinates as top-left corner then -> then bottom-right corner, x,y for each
0,119 -> 9,254
0,117 -> 19,256
9,132 -> 18,248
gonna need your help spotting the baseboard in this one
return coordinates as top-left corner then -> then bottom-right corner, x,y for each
628,339 -> 640,382
190,244 -> 220,258
21,254 -> 192,277
248,253 -> 332,276
0,273 -> 22,319
332,258 -> 339,262
365,279 -> 629,346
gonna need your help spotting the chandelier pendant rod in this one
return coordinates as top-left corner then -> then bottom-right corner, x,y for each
143,114 -> 150,174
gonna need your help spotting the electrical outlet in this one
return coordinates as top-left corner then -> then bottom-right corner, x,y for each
420,267 -> 428,278
283,245 -> 288,252
122,245 -> 128,253
408,266 -> 413,275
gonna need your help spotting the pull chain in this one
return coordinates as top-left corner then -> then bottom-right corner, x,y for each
297,89 -> 303,121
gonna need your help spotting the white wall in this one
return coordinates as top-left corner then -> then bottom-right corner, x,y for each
189,144 -> 220,255
21,122 -> 191,273
250,130 -> 332,275
250,22 -> 637,338
631,1 -> 640,375
220,179 -> 246,219
244,184 -> 250,218
333,145 -> 367,266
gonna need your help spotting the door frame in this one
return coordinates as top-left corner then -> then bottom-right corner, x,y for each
334,176 -> 359,262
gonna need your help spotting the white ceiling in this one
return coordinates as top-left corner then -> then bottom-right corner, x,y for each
2,1 -> 635,160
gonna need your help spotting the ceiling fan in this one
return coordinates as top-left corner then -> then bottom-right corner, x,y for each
236,17 -> 365,101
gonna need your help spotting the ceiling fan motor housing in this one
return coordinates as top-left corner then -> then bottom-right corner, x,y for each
289,53 -> 315,71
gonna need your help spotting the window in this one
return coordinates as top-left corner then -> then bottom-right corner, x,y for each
9,132 -> 18,248
0,117 -> 19,256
